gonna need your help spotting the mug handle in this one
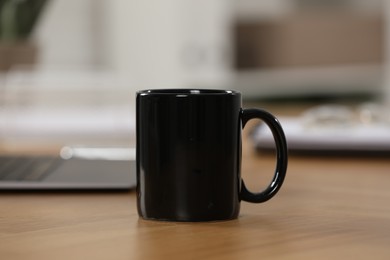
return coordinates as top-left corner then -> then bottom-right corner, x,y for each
240,108 -> 288,203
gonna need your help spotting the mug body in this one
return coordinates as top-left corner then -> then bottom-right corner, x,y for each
136,89 -> 242,221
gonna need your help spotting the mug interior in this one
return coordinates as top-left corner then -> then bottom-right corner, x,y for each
138,89 -> 239,96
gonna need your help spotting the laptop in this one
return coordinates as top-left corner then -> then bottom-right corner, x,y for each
0,69 -> 138,190
252,112 -> 390,156
0,146 -> 137,190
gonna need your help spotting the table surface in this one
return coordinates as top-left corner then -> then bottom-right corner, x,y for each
1,107 -> 390,260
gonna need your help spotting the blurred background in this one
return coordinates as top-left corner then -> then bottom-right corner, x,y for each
0,0 -> 389,149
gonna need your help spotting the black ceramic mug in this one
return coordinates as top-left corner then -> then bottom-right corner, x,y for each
136,89 -> 287,222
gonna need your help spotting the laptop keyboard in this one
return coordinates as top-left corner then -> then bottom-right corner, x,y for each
0,156 -> 61,181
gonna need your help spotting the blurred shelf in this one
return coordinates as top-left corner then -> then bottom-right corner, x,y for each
233,64 -> 383,99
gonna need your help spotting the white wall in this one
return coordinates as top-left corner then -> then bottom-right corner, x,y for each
100,0 -> 233,90
33,0 -> 233,91
33,0 -> 100,69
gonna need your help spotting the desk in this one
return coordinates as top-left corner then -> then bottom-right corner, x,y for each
1,121 -> 390,259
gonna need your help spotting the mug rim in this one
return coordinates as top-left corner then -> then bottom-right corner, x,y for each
137,89 -> 240,96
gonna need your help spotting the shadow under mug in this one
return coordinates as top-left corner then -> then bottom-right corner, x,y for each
136,89 -> 288,222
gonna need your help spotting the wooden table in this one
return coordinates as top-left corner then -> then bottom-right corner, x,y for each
1,120 -> 390,259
